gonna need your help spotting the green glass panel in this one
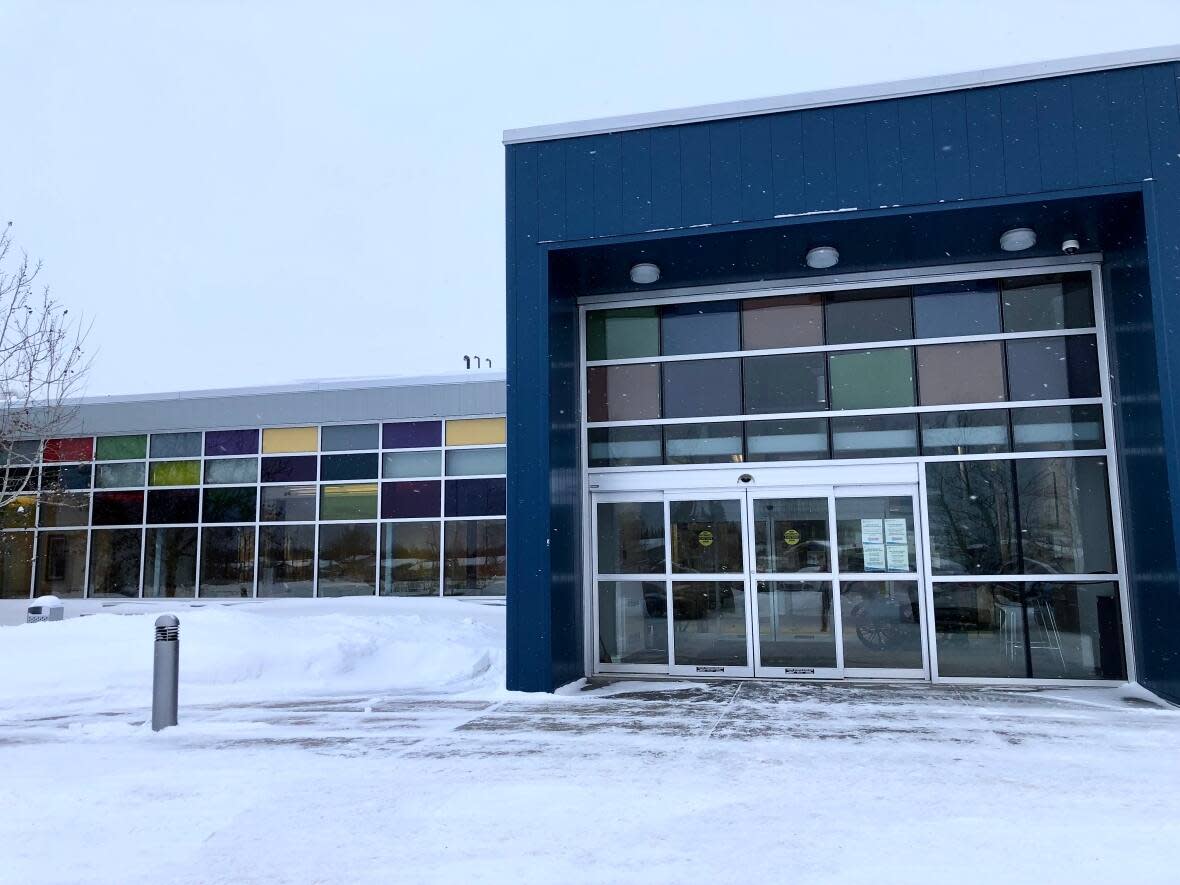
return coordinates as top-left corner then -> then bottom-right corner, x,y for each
320,483 -> 379,521
95,435 -> 147,461
149,460 -> 201,486
585,307 -> 659,361
828,348 -> 915,410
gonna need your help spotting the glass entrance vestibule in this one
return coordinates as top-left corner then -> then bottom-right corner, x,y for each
582,262 -> 1131,684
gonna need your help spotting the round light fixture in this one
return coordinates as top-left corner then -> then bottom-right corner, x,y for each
629,262 -> 660,285
1000,227 -> 1037,252
805,246 -> 840,269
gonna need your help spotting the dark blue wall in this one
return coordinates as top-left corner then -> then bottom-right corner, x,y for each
506,62 -> 1180,698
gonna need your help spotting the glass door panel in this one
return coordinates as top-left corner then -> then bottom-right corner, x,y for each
598,580 -> 668,665
672,581 -> 749,667
596,500 -> 665,574
751,497 -> 830,573
838,580 -> 924,669
835,496 -> 915,574
669,499 -> 744,573
757,580 -> 838,670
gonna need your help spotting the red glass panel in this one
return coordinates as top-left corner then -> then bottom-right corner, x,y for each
43,437 -> 94,462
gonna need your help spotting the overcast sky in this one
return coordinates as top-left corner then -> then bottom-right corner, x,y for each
2,1 -> 1180,396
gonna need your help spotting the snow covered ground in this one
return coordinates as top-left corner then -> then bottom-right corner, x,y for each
1,599 -> 1178,884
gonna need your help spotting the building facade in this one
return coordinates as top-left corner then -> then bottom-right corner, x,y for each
504,47 -> 1180,701
0,375 -> 506,602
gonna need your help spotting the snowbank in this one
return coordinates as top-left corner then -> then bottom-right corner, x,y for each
0,597 -> 505,715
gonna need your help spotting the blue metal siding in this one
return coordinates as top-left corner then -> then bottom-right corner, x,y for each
507,61 -> 1180,696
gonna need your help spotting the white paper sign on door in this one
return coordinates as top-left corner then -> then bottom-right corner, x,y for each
886,544 -> 909,571
863,544 -> 887,572
860,518 -> 884,546
884,518 -> 908,546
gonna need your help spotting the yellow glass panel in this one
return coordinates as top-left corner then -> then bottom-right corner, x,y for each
445,418 -> 506,447
262,427 -> 318,454
1,495 -> 36,528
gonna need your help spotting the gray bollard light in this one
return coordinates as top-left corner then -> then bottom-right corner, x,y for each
152,614 -> 179,732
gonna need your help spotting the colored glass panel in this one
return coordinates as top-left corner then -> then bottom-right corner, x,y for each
320,483 -> 379,521
660,301 -> 740,355
445,447 -> 506,476
1,495 -> 37,528
586,306 -> 660,360
742,353 -> 827,414
37,492 -> 88,527
260,484 -> 317,522
828,348 -> 915,410
1006,336 -> 1101,401
444,477 -> 506,517
260,455 -> 317,483
204,457 -> 258,485
146,489 -> 200,524
41,464 -> 92,490
321,424 -> 379,452
149,460 -> 200,486
43,437 -> 93,462
321,453 -> 379,481
445,418 -> 506,446
912,281 -> 1001,338
95,435 -> 147,461
383,420 -> 442,449
824,288 -> 912,345
586,363 -> 661,422
662,358 -> 741,419
916,341 -> 1006,405
0,532 -> 34,598
262,426 -> 318,454
204,429 -> 259,457
96,462 -> 145,488
92,491 -> 144,526
202,487 -> 256,523
381,480 -> 441,519
382,450 -> 441,478
1001,273 -> 1094,332
150,432 -> 201,459
741,293 -> 824,349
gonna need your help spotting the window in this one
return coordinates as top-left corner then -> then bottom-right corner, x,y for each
661,301 -> 740,355
381,481 -> 441,519
445,418 -> 506,446
586,364 -> 661,422
150,432 -> 201,459
662,358 -> 741,419
383,421 -> 442,449
1005,336 -> 1100,401
204,429 -> 258,457
260,484 -> 317,522
443,519 -> 505,595
38,492 -> 89,527
146,489 -> 200,524
831,414 -> 918,459
320,483 -> 379,521
43,437 -> 93,462
261,426 -> 317,454
596,502 -> 665,574
664,422 -> 743,464
586,307 -> 660,360
318,523 -> 377,596
95,435 -> 147,461
746,418 -> 829,461
199,526 -> 255,598
261,456 -> 317,483
587,426 -> 662,468
0,532 -> 34,598
912,281 -> 1001,338
926,460 -> 1018,575
444,478 -> 506,517
149,460 -> 200,487
41,464 -> 92,490
95,462 -> 145,488
320,453 -> 379,482
320,423 -> 379,452
742,353 -> 827,414
143,527 -> 197,598
920,410 -> 1009,456
383,450 -> 441,479
204,458 -> 258,485
823,288 -> 912,345
445,448 -> 506,476
741,293 -> 823,349
88,529 -> 141,598
202,487 -> 256,523
92,491 -> 143,526
379,521 -> 440,596
257,524 -> 315,597
916,342 -> 1006,406
1011,405 -> 1105,452
36,531 -> 86,597
828,348 -> 915,410
1001,273 -> 1094,332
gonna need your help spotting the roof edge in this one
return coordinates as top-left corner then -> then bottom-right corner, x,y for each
504,43 -> 1180,144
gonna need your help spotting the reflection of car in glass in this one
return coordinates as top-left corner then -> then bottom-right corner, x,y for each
843,582 -> 919,651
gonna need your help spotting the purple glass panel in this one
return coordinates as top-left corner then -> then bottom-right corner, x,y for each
445,478 -> 506,517
261,456 -> 318,483
382,421 -> 442,449
381,480 -> 441,519
205,429 -> 259,456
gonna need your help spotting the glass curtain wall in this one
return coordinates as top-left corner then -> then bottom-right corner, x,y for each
0,416 -> 507,599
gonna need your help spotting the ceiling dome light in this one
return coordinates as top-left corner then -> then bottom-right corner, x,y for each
805,246 -> 840,269
1000,227 -> 1037,252
629,262 -> 660,285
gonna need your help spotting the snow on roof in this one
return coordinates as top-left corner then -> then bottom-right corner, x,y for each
503,43 -> 1180,144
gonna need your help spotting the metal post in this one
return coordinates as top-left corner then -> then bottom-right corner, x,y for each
152,614 -> 179,731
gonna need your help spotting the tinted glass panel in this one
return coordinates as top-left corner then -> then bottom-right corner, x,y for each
150,432 -> 201,459
321,453 -> 379,481
752,497 -> 829,573
916,341 -> 1006,405
0,532 -> 33,598
828,348 -> 914,410
320,483 -> 378,521
7,439 -> 40,465
261,455 -> 317,483
445,478 -> 506,517
741,294 -> 823,349
443,519 -> 506,595
933,583 -> 1026,677
202,487 -> 256,523
92,491 -> 144,526
912,281 -> 1001,337
1001,273 -> 1094,332
143,527 -> 197,598
1015,457 -> 1114,574
318,523 -> 377,596
149,460 -> 200,487
586,363 -> 661,422
839,581 -> 923,669
669,499 -> 743,574
1026,582 -> 1125,679
1006,336 -> 1100,401
383,420 -> 442,449
204,458 -> 258,485
4,495 -> 35,528
925,460 -> 1018,575
259,484 -> 317,522
261,426 -> 317,454
381,480 -> 440,519
598,581 -> 668,665
661,301 -> 740,355
671,581 -> 748,666
204,429 -> 258,456
38,492 -> 89,527
199,526 -> 255,598
824,288 -> 912,345
380,521 -> 440,596
587,426 -> 662,468
320,423 -> 379,452
95,462 -> 145,488
664,422 -> 743,465
43,437 -> 93,462
597,501 -> 665,574
757,580 -> 836,669
586,307 -> 660,361
41,464 -> 92,490
662,358 -> 741,418
257,524 -> 315,598
383,450 -> 441,478
88,529 -> 141,598
742,353 -> 827,414
831,414 -> 918,459
745,418 -> 829,461
445,447 -> 506,476
1011,404 -> 1105,451
920,410 -> 1010,456
146,489 -> 200,524
96,435 -> 147,461
36,531 -> 87,598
